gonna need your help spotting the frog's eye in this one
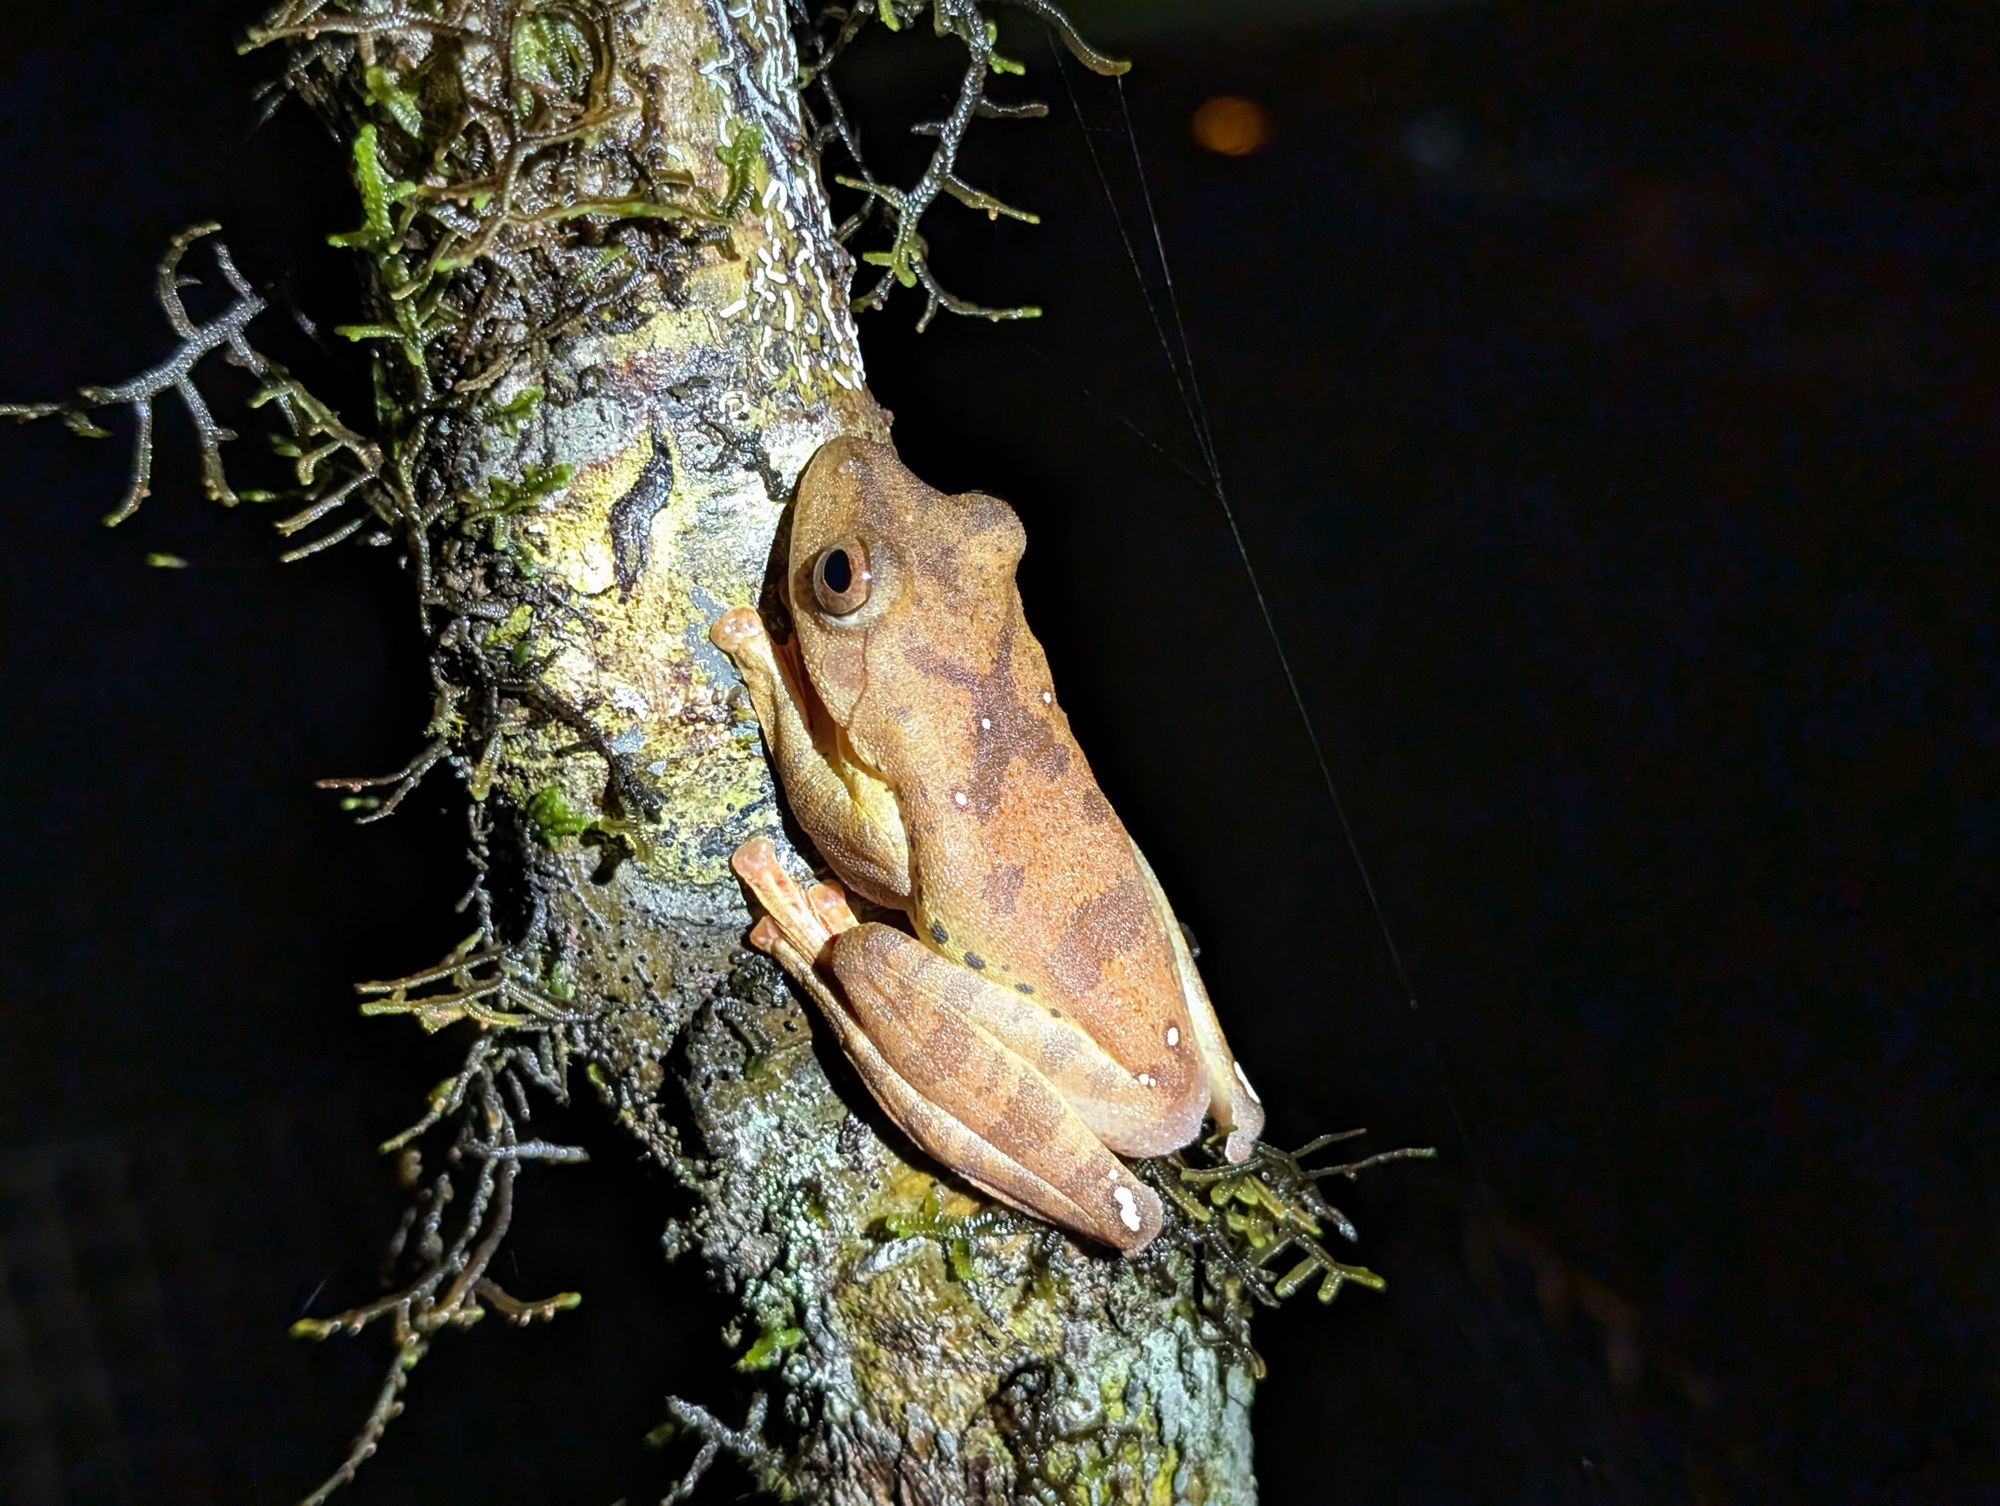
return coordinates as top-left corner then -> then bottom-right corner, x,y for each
812,539 -> 873,617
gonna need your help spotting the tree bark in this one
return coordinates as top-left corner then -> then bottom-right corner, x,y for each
242,2 -> 1261,1500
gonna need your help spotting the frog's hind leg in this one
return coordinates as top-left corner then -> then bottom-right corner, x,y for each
730,837 -> 1162,1254
824,925 -> 1165,1254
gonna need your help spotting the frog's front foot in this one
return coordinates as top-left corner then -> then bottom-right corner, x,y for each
732,836 -> 856,970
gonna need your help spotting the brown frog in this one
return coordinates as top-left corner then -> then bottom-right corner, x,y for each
709,437 -> 1263,1252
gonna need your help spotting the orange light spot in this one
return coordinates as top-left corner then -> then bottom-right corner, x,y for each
1192,96 -> 1270,157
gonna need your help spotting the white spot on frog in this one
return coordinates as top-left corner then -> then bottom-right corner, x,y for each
1233,1060 -> 1262,1103
980,717 -> 991,730
1041,691 -> 1053,705
1137,1073 -> 1155,1087
953,791 -> 968,807
1113,1185 -> 1142,1233
1165,1026 -> 1180,1048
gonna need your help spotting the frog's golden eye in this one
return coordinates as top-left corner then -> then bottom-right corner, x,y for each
811,539 -> 873,616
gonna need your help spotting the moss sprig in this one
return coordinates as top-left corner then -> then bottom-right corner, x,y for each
799,0 -> 1125,330
354,929 -> 589,1033
877,1182 -> 1018,1280
653,1392 -> 781,1504
0,225 -> 396,560
287,1029 -> 585,1506
1139,1129 -> 1435,1377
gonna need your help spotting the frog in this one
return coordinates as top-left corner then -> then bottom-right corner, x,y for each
708,436 -> 1264,1253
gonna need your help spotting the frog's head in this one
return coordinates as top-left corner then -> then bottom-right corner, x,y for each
786,436 -> 1026,731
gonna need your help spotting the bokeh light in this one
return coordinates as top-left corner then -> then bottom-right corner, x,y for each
1192,95 -> 1271,157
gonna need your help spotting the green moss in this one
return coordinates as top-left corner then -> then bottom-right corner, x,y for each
710,121 -> 762,219
485,602 -> 534,648
479,461 -> 573,517
985,21 -> 1026,75
735,1324 -> 804,1372
460,462 -> 573,555
526,784 -> 595,841
327,125 -> 400,253
511,10 -> 594,107
484,385 -> 544,437
1010,1365 -> 1181,1505
876,1184 -> 1023,1283
361,64 -> 424,137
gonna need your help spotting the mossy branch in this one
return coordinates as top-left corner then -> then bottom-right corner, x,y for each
1141,1131 -> 1435,1376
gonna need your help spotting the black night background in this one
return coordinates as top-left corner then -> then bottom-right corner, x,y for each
0,3 -> 1991,1503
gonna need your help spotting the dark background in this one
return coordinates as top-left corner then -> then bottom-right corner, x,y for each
1,2 -> 1991,1503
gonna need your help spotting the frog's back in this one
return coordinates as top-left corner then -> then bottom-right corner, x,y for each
882,600 -> 1196,1077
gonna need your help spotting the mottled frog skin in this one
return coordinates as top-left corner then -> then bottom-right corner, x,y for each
709,437 -> 1263,1253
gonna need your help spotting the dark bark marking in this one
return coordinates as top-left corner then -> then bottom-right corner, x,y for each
609,431 -> 676,600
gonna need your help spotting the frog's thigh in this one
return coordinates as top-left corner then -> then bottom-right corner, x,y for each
939,981 -> 1208,1161
826,924 -> 1165,1253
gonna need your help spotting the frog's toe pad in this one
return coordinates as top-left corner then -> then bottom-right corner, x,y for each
709,605 -> 767,655
805,880 -> 859,933
1110,1178 -> 1165,1253
731,835 -> 786,890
